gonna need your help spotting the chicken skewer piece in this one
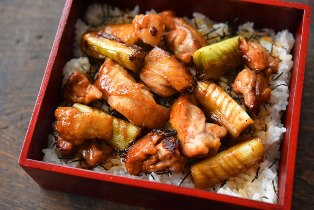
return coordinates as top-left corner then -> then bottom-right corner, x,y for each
125,129 -> 186,175
233,37 -> 279,112
64,70 -> 102,104
170,95 -> 228,158
94,58 -> 169,129
162,12 -> 207,64
140,47 -> 195,97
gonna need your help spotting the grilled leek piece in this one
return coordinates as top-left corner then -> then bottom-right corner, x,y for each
191,137 -> 265,189
81,30 -> 146,72
193,36 -> 243,80
112,118 -> 141,150
194,82 -> 253,138
73,103 -> 141,150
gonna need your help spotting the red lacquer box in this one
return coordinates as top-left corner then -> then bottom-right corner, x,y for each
19,0 -> 311,209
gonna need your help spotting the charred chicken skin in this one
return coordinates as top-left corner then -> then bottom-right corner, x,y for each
164,16 -> 207,64
129,14 -> 165,46
125,130 -> 186,175
233,37 -> 279,112
238,37 -> 279,73
233,68 -> 271,112
78,139 -> 113,169
64,70 -> 102,105
140,47 -> 195,97
94,58 -> 169,129
170,95 -> 228,158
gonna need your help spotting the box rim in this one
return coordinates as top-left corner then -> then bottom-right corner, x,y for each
19,0 -> 311,209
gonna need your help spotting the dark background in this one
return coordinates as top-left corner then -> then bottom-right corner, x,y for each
0,0 -> 313,209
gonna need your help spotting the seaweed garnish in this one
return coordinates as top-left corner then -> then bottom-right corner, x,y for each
269,159 -> 278,169
220,180 -> 227,188
262,103 -> 268,111
178,171 -> 190,186
272,83 -> 288,91
58,156 -> 76,160
99,163 -> 109,171
272,180 -> 277,194
156,169 -> 172,176
251,166 -> 260,182
271,72 -> 283,81
66,158 -> 83,164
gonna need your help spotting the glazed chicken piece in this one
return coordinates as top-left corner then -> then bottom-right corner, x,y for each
170,95 -> 228,158
64,70 -> 102,105
56,136 -> 75,156
159,10 -> 176,30
94,58 -> 169,129
102,23 -> 133,43
54,106 -> 113,145
233,68 -> 271,112
129,14 -> 165,46
125,130 -> 186,175
164,17 -> 207,64
78,140 -> 113,169
140,47 -> 195,97
238,37 -> 279,73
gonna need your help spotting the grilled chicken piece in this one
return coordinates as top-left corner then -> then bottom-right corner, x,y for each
239,37 -> 279,73
125,130 -> 186,175
102,23 -> 133,43
159,10 -> 176,30
233,68 -> 271,112
140,47 -> 195,97
170,95 -> 228,158
56,137 -> 75,156
129,14 -> 165,46
94,58 -> 169,129
64,70 -> 102,104
78,140 -> 113,169
55,106 -> 113,145
165,18 -> 207,64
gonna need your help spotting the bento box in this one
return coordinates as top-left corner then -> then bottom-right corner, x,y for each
19,0 -> 311,209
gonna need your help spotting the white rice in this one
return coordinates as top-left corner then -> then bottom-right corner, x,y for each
43,4 -> 295,204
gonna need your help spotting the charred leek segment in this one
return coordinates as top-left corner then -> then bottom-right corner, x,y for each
73,103 -> 141,150
194,82 -> 253,138
81,30 -> 146,72
193,36 -> 243,80
191,137 -> 265,189
112,118 -> 141,150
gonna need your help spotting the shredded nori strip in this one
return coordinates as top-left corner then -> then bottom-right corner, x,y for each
58,156 -> 76,160
150,174 -> 155,180
261,196 -> 269,200
272,83 -> 288,91
271,72 -> 283,81
156,169 -> 172,175
178,171 -> 190,186
269,159 -> 278,168
220,180 -> 227,188
66,158 -> 83,164
251,166 -> 260,182
99,164 -> 109,171
272,180 -> 277,194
